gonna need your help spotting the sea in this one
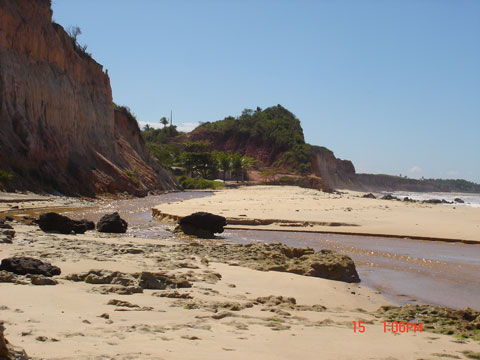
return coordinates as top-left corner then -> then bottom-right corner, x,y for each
386,191 -> 480,208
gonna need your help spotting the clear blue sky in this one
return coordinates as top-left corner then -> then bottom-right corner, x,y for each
51,0 -> 480,182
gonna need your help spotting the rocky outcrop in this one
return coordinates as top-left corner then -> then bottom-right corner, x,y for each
96,212 -> 128,233
177,212 -> 227,238
0,0 -> 179,196
0,256 -> 61,277
66,269 -> 192,294
38,212 -> 93,234
178,242 -> 360,283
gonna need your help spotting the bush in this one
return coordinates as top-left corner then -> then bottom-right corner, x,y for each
177,176 -> 224,190
125,169 -> 141,187
142,125 -> 179,144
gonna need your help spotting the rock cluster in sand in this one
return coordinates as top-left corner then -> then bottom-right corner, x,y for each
0,220 -> 14,244
176,242 -> 360,283
66,269 -> 191,295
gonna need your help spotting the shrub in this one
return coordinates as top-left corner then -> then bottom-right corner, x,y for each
0,170 -> 14,183
177,176 -> 224,190
125,169 -> 141,187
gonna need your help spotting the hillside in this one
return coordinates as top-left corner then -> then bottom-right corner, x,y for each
143,105 -> 480,193
0,0 -> 179,196
191,105 -> 312,174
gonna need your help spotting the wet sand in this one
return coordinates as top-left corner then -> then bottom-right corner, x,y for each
224,229 -> 480,309
27,190 -> 479,311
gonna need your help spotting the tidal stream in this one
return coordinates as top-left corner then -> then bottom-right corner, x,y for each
59,192 -> 480,310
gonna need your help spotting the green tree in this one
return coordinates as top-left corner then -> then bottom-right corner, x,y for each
231,154 -> 254,182
216,151 -> 232,181
184,140 -> 211,153
180,152 -> 217,179
160,117 -> 169,128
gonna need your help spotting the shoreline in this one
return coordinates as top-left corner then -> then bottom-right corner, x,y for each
152,185 -> 480,243
226,226 -> 480,245
153,208 -> 480,244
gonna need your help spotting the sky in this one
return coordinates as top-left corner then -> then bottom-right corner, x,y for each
51,0 -> 480,182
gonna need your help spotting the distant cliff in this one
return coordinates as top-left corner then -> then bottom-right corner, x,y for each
0,0 -> 179,195
311,148 -> 480,193
311,146 -> 356,190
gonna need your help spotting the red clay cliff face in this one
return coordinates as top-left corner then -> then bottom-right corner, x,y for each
0,0 -> 179,195
188,128 -> 289,168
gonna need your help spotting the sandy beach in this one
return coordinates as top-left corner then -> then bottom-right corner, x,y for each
153,186 -> 480,242
1,220 -> 480,360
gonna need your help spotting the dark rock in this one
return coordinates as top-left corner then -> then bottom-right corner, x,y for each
38,212 -> 77,234
0,257 -> 61,277
381,194 -> 398,200
403,197 -> 416,202
38,212 -> 94,234
454,198 -> 465,204
0,221 -> 13,230
79,219 -> 95,230
96,212 -> 128,233
423,199 -> 452,205
178,212 -> 227,238
362,193 -> 376,199
423,199 -> 442,204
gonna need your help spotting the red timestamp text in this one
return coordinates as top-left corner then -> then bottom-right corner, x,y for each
352,321 -> 422,333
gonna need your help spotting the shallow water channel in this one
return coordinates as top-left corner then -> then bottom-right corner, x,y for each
62,192 -> 480,310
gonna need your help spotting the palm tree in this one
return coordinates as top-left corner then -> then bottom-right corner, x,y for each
240,156 -> 255,181
217,152 -> 232,181
231,153 -> 243,182
160,117 -> 168,128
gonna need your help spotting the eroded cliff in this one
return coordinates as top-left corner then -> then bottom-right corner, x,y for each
0,0 -> 179,195
311,146 -> 356,190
